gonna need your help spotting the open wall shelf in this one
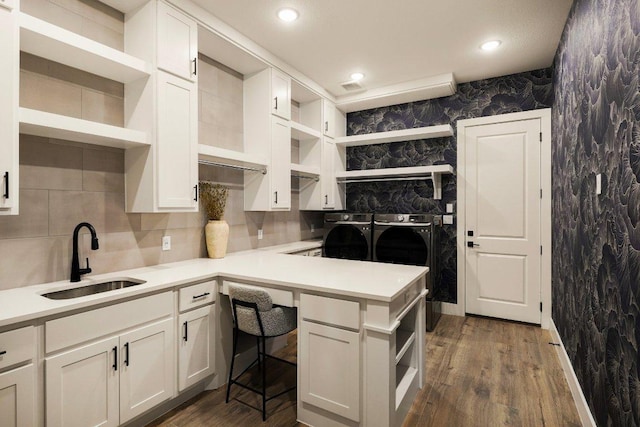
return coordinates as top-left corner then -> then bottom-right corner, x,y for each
19,108 -> 149,149
335,124 -> 453,147
20,13 -> 151,84
291,121 -> 322,141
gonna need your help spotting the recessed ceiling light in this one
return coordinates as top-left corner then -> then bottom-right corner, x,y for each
480,40 -> 502,51
277,8 -> 299,22
350,72 -> 365,81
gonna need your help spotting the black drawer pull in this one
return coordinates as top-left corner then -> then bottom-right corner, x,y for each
183,321 -> 188,342
3,172 -> 8,199
0,350 -> 6,356
112,346 -> 118,371
192,292 -> 210,299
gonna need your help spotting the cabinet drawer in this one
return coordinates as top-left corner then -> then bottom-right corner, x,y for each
179,280 -> 216,312
46,292 -> 173,354
0,326 -> 35,370
301,293 -> 359,330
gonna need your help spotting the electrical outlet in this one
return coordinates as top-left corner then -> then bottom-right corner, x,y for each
162,235 -> 171,251
258,229 -> 263,240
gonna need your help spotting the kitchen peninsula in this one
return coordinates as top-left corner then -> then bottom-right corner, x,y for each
0,242 -> 427,427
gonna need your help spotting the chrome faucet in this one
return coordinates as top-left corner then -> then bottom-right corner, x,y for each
70,222 -> 99,282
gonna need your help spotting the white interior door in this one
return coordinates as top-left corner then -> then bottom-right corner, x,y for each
465,118 -> 542,324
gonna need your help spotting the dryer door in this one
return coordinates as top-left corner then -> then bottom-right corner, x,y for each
323,225 -> 370,260
375,227 -> 429,266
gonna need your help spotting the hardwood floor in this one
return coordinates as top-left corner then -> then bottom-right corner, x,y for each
147,315 -> 581,427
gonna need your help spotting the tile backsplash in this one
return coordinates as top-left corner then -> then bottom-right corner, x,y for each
0,0 -> 322,291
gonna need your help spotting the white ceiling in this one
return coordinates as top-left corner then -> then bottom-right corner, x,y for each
190,0 -> 573,98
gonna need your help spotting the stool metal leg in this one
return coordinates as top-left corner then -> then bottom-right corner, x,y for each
261,336 -> 267,422
226,327 -> 239,403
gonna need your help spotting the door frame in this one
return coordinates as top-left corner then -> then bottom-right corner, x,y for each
446,109 -> 552,329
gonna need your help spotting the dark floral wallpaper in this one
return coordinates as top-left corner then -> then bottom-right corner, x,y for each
345,69 -> 553,303
552,0 -> 640,425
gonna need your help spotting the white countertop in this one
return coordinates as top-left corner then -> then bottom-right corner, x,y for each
0,240 -> 427,328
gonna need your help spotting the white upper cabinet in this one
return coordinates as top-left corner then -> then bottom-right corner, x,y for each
124,1 -> 198,212
271,68 -> 291,120
322,100 -> 345,139
156,71 -> 198,209
0,6 -> 18,215
244,68 -> 292,211
157,1 -> 198,82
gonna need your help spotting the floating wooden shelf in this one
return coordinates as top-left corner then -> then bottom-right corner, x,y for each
198,145 -> 268,174
19,108 -> 149,149
335,124 -> 453,147
20,13 -> 151,83
291,121 -> 322,141
336,165 -> 454,199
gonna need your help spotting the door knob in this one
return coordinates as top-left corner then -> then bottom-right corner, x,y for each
467,242 -> 480,248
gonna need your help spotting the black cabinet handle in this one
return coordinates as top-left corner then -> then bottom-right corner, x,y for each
124,342 -> 129,367
113,346 -> 118,371
192,292 -> 210,299
183,321 -> 188,342
0,350 -> 6,356
325,194 -> 328,205
274,191 -> 278,204
3,172 -> 8,199
192,58 -> 197,76
194,185 -> 198,202
274,96 -> 278,111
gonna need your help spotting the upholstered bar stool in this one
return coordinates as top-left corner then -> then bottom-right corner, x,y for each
225,284 -> 297,421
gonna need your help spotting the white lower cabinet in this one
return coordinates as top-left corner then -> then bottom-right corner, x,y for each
0,364 -> 35,427
178,304 -> 215,391
46,318 -> 175,427
299,319 -> 360,422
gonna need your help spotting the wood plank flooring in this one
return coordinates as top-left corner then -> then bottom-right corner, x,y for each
146,315 -> 581,427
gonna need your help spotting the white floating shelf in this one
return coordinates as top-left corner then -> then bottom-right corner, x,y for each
198,145 -> 268,174
290,121 -> 322,141
20,13 -> 151,83
335,124 -> 453,147
336,165 -> 454,200
19,108 -> 149,149
291,163 -> 320,181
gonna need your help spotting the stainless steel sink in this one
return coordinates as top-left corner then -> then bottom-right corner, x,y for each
42,278 -> 146,300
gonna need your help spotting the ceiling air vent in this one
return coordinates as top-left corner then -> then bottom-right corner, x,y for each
340,80 -> 363,92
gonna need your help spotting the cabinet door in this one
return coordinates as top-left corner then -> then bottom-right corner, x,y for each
157,1 -> 198,82
178,305 -> 215,391
270,117 -> 291,209
119,318 -> 175,423
271,69 -> 291,120
300,320 -> 360,422
46,336 -> 120,427
0,364 -> 35,427
322,100 -> 336,138
0,7 -> 17,214
157,71 -> 198,210
321,138 -> 336,209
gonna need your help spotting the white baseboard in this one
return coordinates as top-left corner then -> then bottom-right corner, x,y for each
549,319 -> 597,427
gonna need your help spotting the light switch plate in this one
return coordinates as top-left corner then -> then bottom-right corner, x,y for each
446,203 -> 454,213
443,215 -> 454,225
596,173 -> 602,195
258,229 -> 263,240
162,235 -> 171,251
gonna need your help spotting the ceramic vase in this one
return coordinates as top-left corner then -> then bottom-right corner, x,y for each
205,219 -> 229,259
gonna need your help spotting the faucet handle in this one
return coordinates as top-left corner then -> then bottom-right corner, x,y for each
84,257 -> 92,274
